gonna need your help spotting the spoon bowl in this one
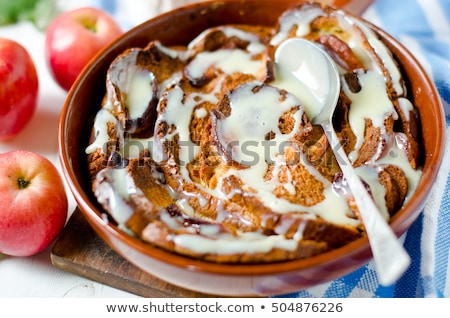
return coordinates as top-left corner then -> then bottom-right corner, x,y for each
274,38 -> 411,286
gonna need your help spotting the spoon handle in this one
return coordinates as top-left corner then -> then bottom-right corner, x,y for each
322,122 -> 411,286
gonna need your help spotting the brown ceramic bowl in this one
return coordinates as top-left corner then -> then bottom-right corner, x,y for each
59,0 -> 445,296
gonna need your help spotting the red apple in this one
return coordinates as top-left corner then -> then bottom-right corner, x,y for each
0,150 -> 68,257
45,7 -> 123,91
0,38 -> 39,141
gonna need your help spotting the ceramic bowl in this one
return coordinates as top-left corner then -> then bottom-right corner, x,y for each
59,0 -> 445,296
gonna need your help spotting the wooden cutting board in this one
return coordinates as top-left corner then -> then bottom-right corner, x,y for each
50,208 -> 217,298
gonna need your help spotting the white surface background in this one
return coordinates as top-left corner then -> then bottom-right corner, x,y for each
0,19 -> 139,298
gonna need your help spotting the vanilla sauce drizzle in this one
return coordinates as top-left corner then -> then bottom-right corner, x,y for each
85,6 -> 422,257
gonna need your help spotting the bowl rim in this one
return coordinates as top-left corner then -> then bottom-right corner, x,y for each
58,0 -> 446,278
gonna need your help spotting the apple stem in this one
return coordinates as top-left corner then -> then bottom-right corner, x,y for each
17,177 -> 31,189
80,17 -> 97,33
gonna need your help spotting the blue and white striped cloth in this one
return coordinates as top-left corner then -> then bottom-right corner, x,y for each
65,0 -> 450,298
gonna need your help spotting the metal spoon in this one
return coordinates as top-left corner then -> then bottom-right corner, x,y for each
274,38 -> 410,286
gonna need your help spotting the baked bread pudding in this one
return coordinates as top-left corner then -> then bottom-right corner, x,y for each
85,2 -> 423,263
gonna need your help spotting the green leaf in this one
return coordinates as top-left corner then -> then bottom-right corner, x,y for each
0,0 -> 58,30
0,0 -> 38,25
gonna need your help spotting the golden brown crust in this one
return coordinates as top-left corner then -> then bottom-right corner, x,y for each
378,164 -> 408,216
